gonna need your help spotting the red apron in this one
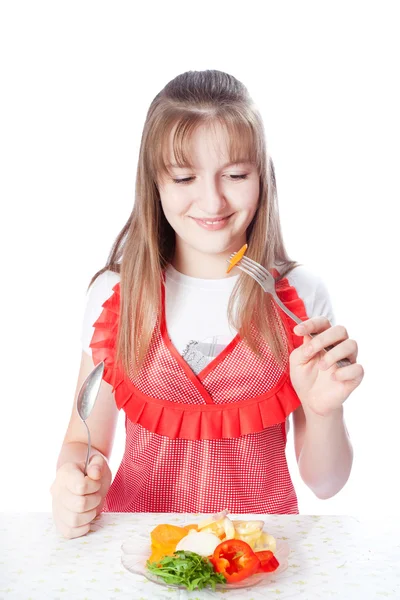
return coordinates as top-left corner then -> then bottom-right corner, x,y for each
90,269 -> 307,513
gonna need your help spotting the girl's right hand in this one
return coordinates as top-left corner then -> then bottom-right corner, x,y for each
50,454 -> 112,539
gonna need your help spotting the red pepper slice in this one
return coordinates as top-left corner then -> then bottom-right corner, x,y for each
212,539 -> 261,583
254,550 -> 280,573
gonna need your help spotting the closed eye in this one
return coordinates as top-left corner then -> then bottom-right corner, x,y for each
172,177 -> 195,184
172,174 -> 249,184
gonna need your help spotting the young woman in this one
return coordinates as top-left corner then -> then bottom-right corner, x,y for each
50,70 -> 364,539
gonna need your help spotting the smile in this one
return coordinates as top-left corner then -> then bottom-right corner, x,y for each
190,215 -> 233,230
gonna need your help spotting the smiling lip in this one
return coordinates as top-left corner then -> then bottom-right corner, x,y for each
190,214 -> 233,230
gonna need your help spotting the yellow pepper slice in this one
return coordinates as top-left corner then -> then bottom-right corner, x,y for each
226,244 -> 248,273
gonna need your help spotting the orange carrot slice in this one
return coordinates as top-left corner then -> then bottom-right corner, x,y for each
226,244 -> 248,273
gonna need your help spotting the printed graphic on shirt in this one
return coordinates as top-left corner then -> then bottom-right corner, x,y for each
182,335 -> 233,375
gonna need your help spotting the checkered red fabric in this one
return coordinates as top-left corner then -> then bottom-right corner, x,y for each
90,270 -> 309,514
103,420 -> 298,514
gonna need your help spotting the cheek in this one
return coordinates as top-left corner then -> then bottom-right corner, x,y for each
233,181 -> 260,212
160,190 -> 192,217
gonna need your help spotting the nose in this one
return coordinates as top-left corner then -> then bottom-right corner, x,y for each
195,176 -> 227,216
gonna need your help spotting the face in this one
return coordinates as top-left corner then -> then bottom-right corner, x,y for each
157,122 -> 260,278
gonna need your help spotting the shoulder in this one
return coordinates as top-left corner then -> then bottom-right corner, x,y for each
84,270 -> 121,315
278,265 -> 336,325
80,270 -> 121,355
282,264 -> 326,297
87,269 -> 121,298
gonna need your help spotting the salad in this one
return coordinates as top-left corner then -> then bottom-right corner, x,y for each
146,509 -> 280,591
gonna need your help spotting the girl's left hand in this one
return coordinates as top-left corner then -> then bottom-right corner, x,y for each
289,317 -> 364,416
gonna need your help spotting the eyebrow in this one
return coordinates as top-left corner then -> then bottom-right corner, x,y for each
166,159 -> 254,170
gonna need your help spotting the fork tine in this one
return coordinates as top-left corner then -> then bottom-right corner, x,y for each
229,252 -> 271,278
239,261 -> 268,282
228,254 -> 268,282
240,255 -> 272,278
235,257 -> 269,282
234,263 -> 265,286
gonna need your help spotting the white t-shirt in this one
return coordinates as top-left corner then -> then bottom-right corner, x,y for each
80,264 -> 336,376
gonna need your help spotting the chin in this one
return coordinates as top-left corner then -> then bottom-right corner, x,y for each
192,239 -> 236,257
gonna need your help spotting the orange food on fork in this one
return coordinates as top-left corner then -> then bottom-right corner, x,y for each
226,244 -> 248,273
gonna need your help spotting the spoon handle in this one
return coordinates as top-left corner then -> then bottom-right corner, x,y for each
83,420 -> 91,476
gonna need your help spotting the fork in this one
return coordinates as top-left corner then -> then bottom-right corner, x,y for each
228,254 -> 351,369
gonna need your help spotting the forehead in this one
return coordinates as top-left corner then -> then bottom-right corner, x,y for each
162,119 -> 257,170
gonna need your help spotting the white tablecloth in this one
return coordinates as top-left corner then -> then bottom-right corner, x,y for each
0,512 -> 399,599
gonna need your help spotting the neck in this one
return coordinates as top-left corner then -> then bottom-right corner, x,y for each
172,247 -> 239,280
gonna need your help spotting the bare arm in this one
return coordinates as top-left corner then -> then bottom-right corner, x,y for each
293,404 -> 353,499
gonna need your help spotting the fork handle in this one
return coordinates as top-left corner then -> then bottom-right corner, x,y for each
272,293 -> 351,369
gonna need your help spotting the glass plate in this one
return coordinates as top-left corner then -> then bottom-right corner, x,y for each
121,533 -> 290,590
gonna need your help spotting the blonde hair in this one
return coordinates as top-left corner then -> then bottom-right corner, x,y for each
90,70 -> 300,376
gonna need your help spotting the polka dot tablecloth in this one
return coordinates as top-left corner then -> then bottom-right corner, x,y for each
0,512 -> 399,599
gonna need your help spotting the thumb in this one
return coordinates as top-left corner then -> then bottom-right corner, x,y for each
87,454 -> 105,480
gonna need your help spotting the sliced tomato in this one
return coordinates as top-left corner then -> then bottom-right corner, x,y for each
212,539 -> 260,583
254,550 -> 280,573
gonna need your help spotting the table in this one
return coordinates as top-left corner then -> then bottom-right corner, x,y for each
1,512 -> 399,599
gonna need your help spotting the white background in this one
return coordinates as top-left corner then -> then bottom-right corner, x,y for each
1,1 -> 398,517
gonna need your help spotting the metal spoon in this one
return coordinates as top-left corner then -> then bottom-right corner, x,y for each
76,361 -> 105,476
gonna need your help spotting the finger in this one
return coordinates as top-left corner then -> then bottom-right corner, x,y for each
318,339 -> 358,371
60,488 -> 103,514
293,316 -> 332,336
55,518 -> 91,540
298,337 -> 327,365
332,362 -> 364,383
64,463 -> 102,495
300,327 -> 351,363
58,505 -> 98,529
312,325 -> 350,350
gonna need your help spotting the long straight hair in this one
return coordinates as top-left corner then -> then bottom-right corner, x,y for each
89,70 -> 300,377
